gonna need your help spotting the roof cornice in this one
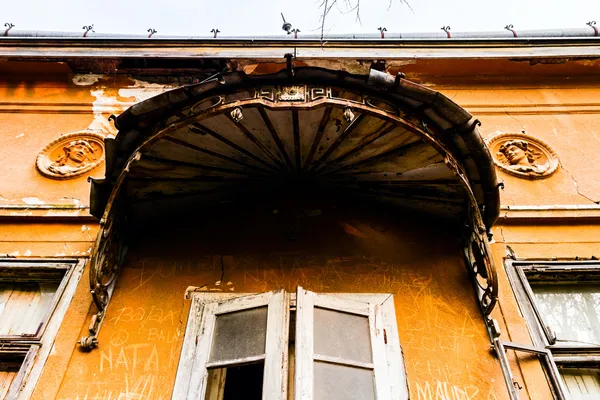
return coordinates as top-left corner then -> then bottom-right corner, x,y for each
1,37 -> 600,60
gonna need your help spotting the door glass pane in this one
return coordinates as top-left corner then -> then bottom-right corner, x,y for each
314,307 -> 371,363
531,284 -> 600,344
0,282 -> 59,336
314,362 -> 375,400
209,306 -> 268,363
560,367 -> 600,400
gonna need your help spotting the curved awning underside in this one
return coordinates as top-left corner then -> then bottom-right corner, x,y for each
91,67 -> 499,229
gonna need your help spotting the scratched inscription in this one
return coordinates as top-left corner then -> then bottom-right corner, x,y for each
57,254 -> 503,399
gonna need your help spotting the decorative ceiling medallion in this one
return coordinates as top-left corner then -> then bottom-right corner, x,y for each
485,132 -> 559,179
36,131 -> 105,179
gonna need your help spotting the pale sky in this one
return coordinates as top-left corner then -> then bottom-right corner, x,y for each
1,0 -> 599,37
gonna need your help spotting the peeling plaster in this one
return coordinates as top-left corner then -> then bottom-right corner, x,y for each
60,197 -> 81,206
118,79 -> 173,102
22,197 -> 45,205
85,77 -> 175,134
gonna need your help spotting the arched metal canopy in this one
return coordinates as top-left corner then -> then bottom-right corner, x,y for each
90,67 -> 499,228
80,67 -> 501,351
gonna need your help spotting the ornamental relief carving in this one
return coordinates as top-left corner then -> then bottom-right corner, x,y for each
485,132 -> 559,179
36,131 -> 105,179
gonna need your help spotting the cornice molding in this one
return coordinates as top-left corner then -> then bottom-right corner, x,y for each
0,205 -> 96,222
1,39 -> 600,59
498,204 -> 600,223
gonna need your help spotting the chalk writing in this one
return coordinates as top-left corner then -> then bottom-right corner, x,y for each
147,328 -> 179,343
110,329 -> 129,346
414,380 -> 498,400
99,344 -> 160,373
58,374 -> 169,400
107,306 -> 176,328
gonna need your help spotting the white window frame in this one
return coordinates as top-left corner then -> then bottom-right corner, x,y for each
174,288 -> 408,400
505,260 -> 600,399
173,290 -> 289,400
0,258 -> 86,400
295,287 -> 406,400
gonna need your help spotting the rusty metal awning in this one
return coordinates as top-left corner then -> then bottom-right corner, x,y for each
90,66 -> 499,228
79,66 -> 501,351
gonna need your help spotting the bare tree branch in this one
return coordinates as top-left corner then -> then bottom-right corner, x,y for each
318,0 -> 413,42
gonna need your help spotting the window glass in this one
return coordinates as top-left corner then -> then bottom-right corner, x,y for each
175,290 -> 406,400
313,362 -> 375,400
560,367 -> 600,400
209,306 -> 268,363
0,282 -> 59,336
313,307 -> 372,363
531,284 -> 600,344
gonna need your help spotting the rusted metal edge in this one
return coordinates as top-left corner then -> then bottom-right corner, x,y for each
1,36 -> 600,46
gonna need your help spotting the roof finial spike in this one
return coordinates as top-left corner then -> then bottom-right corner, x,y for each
377,27 -> 387,39
587,21 -> 598,36
504,24 -> 517,37
82,24 -> 94,37
281,13 -> 292,34
211,28 -> 220,38
147,28 -> 157,38
441,26 -> 451,38
4,22 -> 14,37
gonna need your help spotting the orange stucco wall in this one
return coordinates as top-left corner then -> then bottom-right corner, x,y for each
1,57 -> 599,400
52,207 -> 506,400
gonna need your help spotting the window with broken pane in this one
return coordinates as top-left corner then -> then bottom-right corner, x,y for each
174,289 -> 408,400
205,306 -> 269,400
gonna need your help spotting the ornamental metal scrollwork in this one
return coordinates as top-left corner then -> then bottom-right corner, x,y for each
463,205 -> 500,339
78,200 -> 127,351
257,88 -> 275,101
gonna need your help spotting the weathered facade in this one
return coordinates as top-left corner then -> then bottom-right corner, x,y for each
1,31 -> 600,400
